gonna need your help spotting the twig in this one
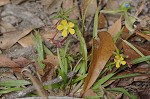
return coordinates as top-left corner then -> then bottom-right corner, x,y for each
2,72 -> 76,99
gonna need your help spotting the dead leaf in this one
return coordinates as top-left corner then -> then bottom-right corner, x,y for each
98,13 -> 107,29
41,0 -> 54,6
18,33 -> 34,47
13,57 -> 31,67
123,42 -> 150,61
138,89 -> 150,99
0,0 -> 10,6
0,20 -> 16,33
43,0 -> 62,15
0,28 -> 32,49
82,89 -> 98,98
82,31 -> 115,95
108,16 -> 122,38
62,0 -> 80,19
81,0 -> 97,17
0,55 -> 20,67
136,31 -> 150,41
43,54 -> 59,66
10,0 -> 26,4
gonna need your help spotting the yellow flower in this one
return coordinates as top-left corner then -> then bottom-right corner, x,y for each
114,55 -> 126,68
56,20 -> 75,37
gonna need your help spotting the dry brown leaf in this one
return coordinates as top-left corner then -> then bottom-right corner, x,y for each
18,33 -> 34,47
98,13 -> 107,29
10,0 -> 26,4
81,0 -> 97,17
138,89 -> 150,99
0,20 -> 16,32
43,54 -> 59,66
41,0 -> 54,6
0,28 -> 33,49
108,16 -> 122,38
82,31 -> 115,95
0,0 -> 10,6
13,57 -> 31,68
82,89 -> 97,98
136,31 -> 150,41
122,42 -> 150,62
62,0 -> 80,19
0,55 -> 20,67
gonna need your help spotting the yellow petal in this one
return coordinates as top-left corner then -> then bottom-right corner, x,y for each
69,28 -> 75,34
115,55 -> 120,59
114,59 -> 117,63
121,61 -> 126,65
120,56 -> 124,61
116,62 -> 120,68
68,22 -> 74,27
62,30 -> 68,37
57,25 -> 64,30
61,20 -> 67,26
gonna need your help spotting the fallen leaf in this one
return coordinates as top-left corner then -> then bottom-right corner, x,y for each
10,0 -> 26,4
62,0 -> 80,19
136,30 -> 150,41
43,54 -> 59,66
82,31 -> 115,95
0,0 -> 10,6
134,75 -> 150,81
123,42 -> 150,61
138,89 -> 150,99
18,33 -> 34,47
0,20 -> 16,33
82,89 -> 97,98
81,0 -> 97,17
13,57 -> 31,67
43,0 -> 62,15
0,28 -> 32,49
0,55 -> 20,67
108,16 -> 122,38
98,13 -> 107,29
41,0 -> 54,6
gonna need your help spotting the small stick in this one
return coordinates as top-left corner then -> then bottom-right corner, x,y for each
2,72 -> 75,99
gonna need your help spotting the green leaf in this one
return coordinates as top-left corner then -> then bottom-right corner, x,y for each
34,30 -> 45,69
124,12 -> 135,32
93,6 -> 100,39
131,56 -> 150,64
106,87 -> 137,99
0,87 -> 23,95
73,74 -> 87,83
111,73 -> 140,80
75,26 -> 87,74
92,73 -> 115,89
0,80 -> 31,87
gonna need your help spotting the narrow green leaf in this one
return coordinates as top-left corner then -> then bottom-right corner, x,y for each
93,6 -> 100,39
0,88 -> 23,95
34,30 -> 45,69
111,73 -> 140,80
131,56 -> 150,64
92,73 -> 115,89
0,80 -> 31,87
75,26 -> 87,73
73,74 -> 87,83
106,87 -> 137,99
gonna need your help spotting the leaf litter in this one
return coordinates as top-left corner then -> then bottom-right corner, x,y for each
0,0 -> 150,99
